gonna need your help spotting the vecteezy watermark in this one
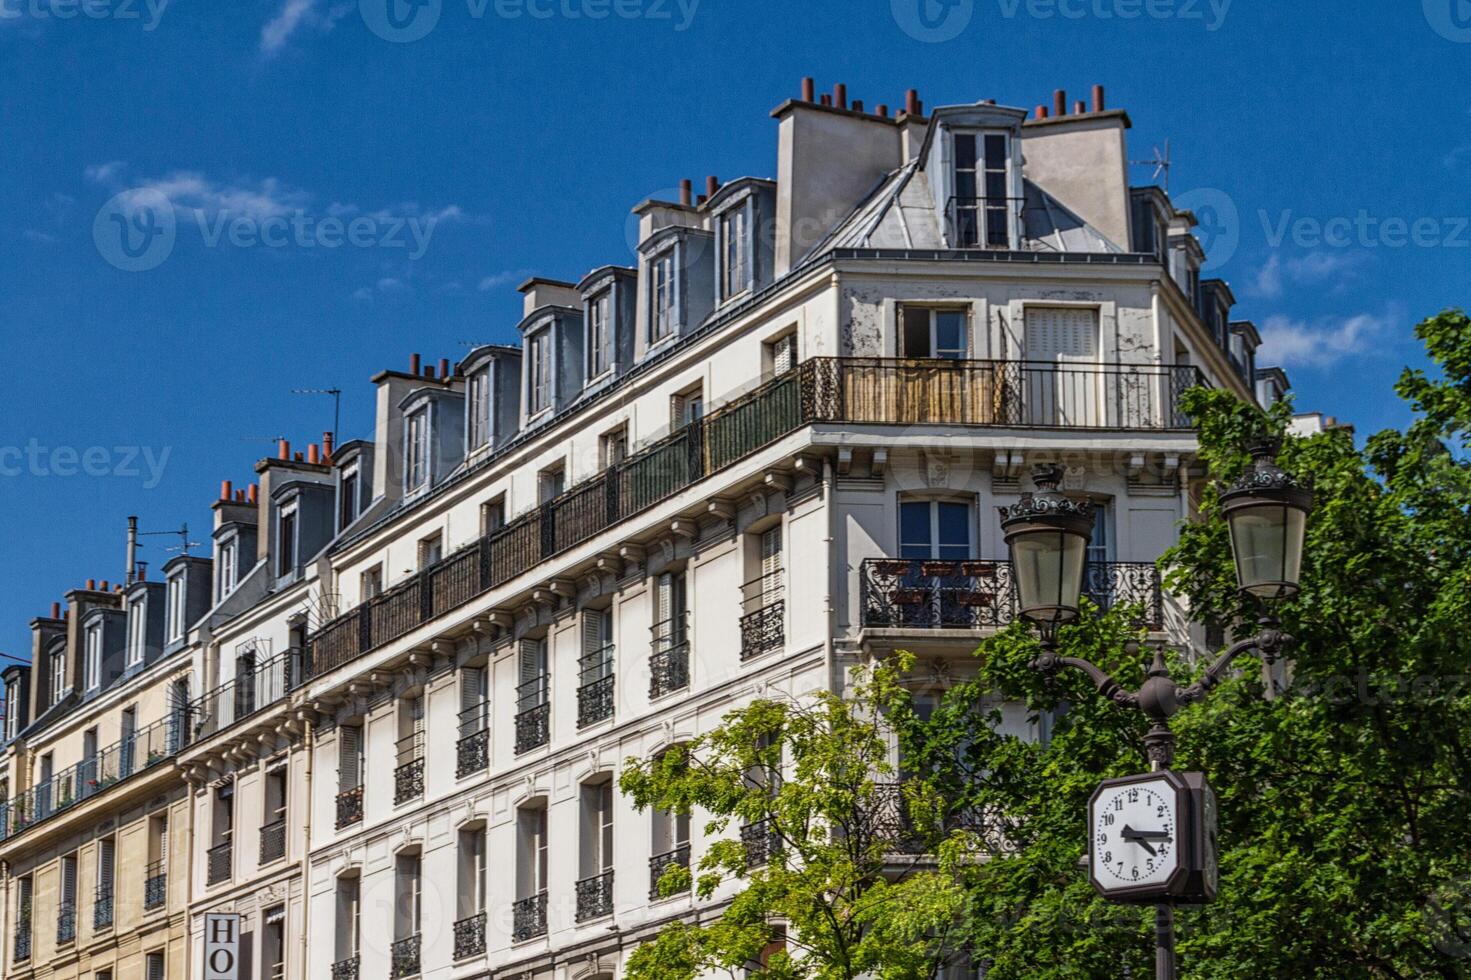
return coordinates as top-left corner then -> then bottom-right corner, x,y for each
891,0 -> 974,42
360,0 -> 698,43
1170,187 -> 1240,271
94,190 -> 446,271
994,0 -> 1231,30
0,440 -> 171,489
1261,209 -> 1471,250
1424,0 -> 1471,42
0,0 -> 168,30
1427,878 -> 1471,959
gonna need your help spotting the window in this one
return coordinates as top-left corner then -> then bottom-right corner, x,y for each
145,953 -> 165,980
481,495 -> 507,535
4,682 -> 18,740
517,804 -> 549,898
600,426 -> 628,468
339,726 -> 364,794
212,781 -> 235,849
335,875 -> 361,965
277,504 -> 297,577
1025,307 -> 1099,361
360,566 -> 383,601
467,367 -> 491,450
263,766 -> 288,857
899,499 -> 972,561
16,875 -> 33,955
59,853 -> 77,942
263,905 -> 286,980
459,666 -> 488,738
672,386 -> 704,429
901,307 -> 968,359
458,826 -> 487,919
127,599 -> 147,667
650,250 -> 676,342
85,624 -> 103,690
1089,502 -> 1113,566
338,468 -> 360,530
50,649 -> 66,704
405,406 -> 430,493
167,573 -> 187,642
766,332 -> 797,377
82,728 -> 99,785
395,852 -> 422,940
219,536 -> 239,598
538,463 -> 565,504
418,532 -> 443,569
97,836 -> 116,924
528,330 -> 552,415
587,291 -> 612,378
951,131 -> 1011,248
720,204 -> 751,301
580,780 -> 615,880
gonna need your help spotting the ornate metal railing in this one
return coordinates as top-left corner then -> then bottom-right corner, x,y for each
512,892 -> 548,942
741,818 -> 782,869
390,934 -> 422,978
56,900 -> 76,944
864,782 -> 1013,856
260,818 -> 287,864
514,675 -> 551,754
453,911 -> 486,960
577,643 -> 615,728
189,647 -> 302,744
739,569 -> 784,662
3,715 -> 183,838
649,844 -> 691,899
330,955 -> 360,980
576,869 -> 614,922
143,861 -> 167,909
307,360 -> 1201,680
207,840 -> 233,885
394,731 -> 425,805
335,786 -> 364,829
859,558 -> 1162,631
456,702 -> 490,778
650,612 -> 690,699
14,905 -> 31,961
93,885 -> 114,928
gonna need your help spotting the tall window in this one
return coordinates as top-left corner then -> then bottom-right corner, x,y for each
339,726 -> 364,796
50,649 -> 66,704
457,826 -> 487,920
167,573 -> 187,642
263,905 -> 286,980
97,836 -> 116,923
528,330 -> 552,415
334,875 -> 361,967
899,499 -> 971,560
951,131 -> 1011,249
84,624 -> 102,690
901,307 -> 968,359
277,504 -> 297,577
600,425 -> 628,468
4,682 -> 18,739
146,952 -> 165,980
263,766 -> 288,863
1089,503 -> 1113,566
218,537 -> 239,598
405,407 -> 430,493
650,251 -> 676,342
127,599 -> 147,667
395,852 -> 422,941
580,780 -> 615,881
59,853 -> 77,941
672,386 -> 704,429
338,469 -> 360,530
587,291 -> 612,378
467,367 -> 491,450
720,204 -> 751,301
517,804 -> 549,899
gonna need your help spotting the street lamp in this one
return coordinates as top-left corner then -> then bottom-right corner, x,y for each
998,449 -> 1312,980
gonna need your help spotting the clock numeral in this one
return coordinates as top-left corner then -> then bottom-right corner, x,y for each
1127,788 -> 1139,803
1102,813 -> 1114,827
1113,798 -> 1123,812
1102,851 -> 1112,864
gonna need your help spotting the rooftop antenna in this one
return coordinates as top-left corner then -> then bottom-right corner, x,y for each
1131,139 -> 1172,192
292,388 -> 342,446
139,523 -> 203,558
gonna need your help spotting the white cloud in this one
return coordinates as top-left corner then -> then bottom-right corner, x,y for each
1249,251 -> 1362,299
478,269 -> 533,292
1253,255 -> 1284,299
260,0 -> 351,56
22,229 -> 58,244
85,161 -> 126,185
1258,312 -> 1389,369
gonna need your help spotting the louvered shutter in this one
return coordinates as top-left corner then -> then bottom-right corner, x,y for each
158,823 -> 168,870
99,838 -> 115,894
147,953 -> 164,980
460,668 -> 486,734
339,727 -> 362,791
519,639 -> 545,684
773,334 -> 796,375
761,527 -> 782,604
1025,307 -> 1098,361
62,856 -> 77,905
582,611 -> 606,655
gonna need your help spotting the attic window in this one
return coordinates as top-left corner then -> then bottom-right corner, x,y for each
50,648 -> 66,705
127,597 -> 146,666
587,291 -> 612,379
167,572 -> 187,642
4,681 -> 17,739
404,405 -> 431,493
467,366 -> 491,451
338,467 -> 360,532
85,623 -> 102,691
951,132 -> 1011,249
650,250 -> 677,343
277,503 -> 298,577
719,203 -> 752,302
528,329 -> 552,416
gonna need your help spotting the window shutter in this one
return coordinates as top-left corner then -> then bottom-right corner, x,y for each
147,953 -> 164,980
63,856 -> 77,903
339,727 -> 362,790
655,573 -> 672,625
773,334 -> 796,375
519,639 -> 545,683
1025,307 -> 1098,360
159,824 -> 168,870
582,611 -> 607,655
460,668 -> 485,713
99,839 -> 115,892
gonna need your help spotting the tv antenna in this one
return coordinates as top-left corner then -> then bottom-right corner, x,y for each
139,523 -> 203,557
1131,139 -> 1172,192
293,388 -> 342,445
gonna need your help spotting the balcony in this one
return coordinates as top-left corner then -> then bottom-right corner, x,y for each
512,892 -> 548,942
741,818 -> 782,869
143,861 -> 167,909
649,844 -> 691,900
649,613 -> 690,699
14,909 -> 30,961
859,558 -> 1162,632
575,869 -> 614,922
93,885 -> 114,929
2,715 -> 183,839
390,934 -> 421,978
56,901 -> 76,944
207,840 -> 233,885
394,731 -> 425,805
330,956 -> 360,980
336,786 -> 364,830
577,643 -> 615,728
188,648 -> 301,744
453,911 -> 486,960
514,675 -> 550,755
456,704 -> 490,778
306,360 -> 1201,682
865,782 -> 1010,856
739,570 -> 784,662
260,818 -> 287,864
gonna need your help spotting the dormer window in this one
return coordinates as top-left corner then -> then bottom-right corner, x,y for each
167,573 -> 186,642
50,648 -> 66,705
277,502 -> 298,577
587,292 -> 612,379
466,368 -> 491,452
952,132 -> 1011,249
527,330 -> 552,416
650,251 -> 677,343
719,204 -> 752,302
405,406 -> 431,493
218,537 -> 239,599
127,600 -> 146,667
4,681 -> 18,739
85,623 -> 102,691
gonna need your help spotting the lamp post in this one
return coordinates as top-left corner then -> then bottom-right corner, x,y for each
998,447 -> 1312,980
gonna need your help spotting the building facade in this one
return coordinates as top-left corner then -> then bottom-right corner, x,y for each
2,79 -> 1280,980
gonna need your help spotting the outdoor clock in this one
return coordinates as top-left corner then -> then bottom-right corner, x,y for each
1088,770 -> 1218,905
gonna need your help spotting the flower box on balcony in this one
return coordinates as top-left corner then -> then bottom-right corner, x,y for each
960,561 -> 999,578
892,589 -> 927,606
873,560 -> 912,576
920,561 -> 960,578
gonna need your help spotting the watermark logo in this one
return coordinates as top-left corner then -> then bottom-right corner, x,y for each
1261,209 -> 1471,250
995,0 -> 1231,30
1424,0 -> 1471,42
93,188 -> 176,272
1426,878 -> 1471,958
0,0 -> 169,30
360,0 -> 441,42
891,0 -> 974,42
1171,187 -> 1238,271
0,440 -> 172,489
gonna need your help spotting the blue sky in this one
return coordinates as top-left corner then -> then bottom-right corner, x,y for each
0,0 -> 1467,665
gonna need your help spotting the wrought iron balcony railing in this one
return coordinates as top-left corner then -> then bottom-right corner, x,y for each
739,569 -> 784,662
207,841 -> 233,885
649,844 -> 691,900
143,861 -> 167,909
859,558 -> 1163,631
260,818 -> 287,864
741,818 -> 782,869
577,643 -> 615,728
188,648 -> 302,744
453,911 -> 486,960
864,782 -> 1015,857
394,731 -> 425,805
390,934 -> 422,978
330,955 -> 360,980
56,901 -> 76,944
514,675 -> 551,754
649,612 -> 690,699
94,885 -> 114,929
307,360 -> 1202,681
512,891 -> 548,942
576,869 -> 614,922
2,714 -> 184,839
336,786 -> 364,829
456,702 -> 490,778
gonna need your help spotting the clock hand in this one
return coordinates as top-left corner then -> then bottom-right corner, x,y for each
1119,825 -> 1172,857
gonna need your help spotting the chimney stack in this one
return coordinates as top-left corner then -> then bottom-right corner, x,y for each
235,490 -> 245,502
424,365 -> 436,380
323,432 -> 335,461
51,601 -> 61,619
1074,100 -> 1086,115
706,176 -> 719,199
833,83 -> 847,110
1035,105 -> 1049,119
248,484 -> 258,504
820,94 -> 832,107
278,439 -> 291,460
852,99 -> 864,114
904,89 -> 921,116
1092,84 -> 1106,112
438,357 -> 450,379
876,103 -> 889,117
221,480 -> 233,501
1053,89 -> 1067,117
409,352 -> 421,375
679,179 -> 693,206
801,77 -> 815,102
86,579 -> 96,591
307,444 -> 320,465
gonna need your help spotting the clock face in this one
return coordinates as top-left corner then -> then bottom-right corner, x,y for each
1090,777 -> 1180,892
